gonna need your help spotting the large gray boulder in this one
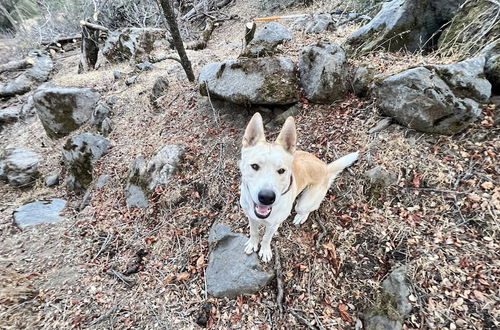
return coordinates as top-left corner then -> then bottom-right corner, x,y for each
102,28 -> 167,63
62,133 -> 110,191
299,42 -> 348,103
0,147 -> 40,187
429,57 -> 491,102
125,145 -> 183,208
373,67 -> 481,134
241,22 -> 293,58
13,199 -> 67,228
34,84 -> 100,139
345,0 -> 466,54
206,223 -> 274,298
199,57 -> 299,105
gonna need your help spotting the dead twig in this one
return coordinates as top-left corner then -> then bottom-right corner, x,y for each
272,245 -> 284,314
290,309 -> 317,329
314,213 -> 328,248
406,187 -> 468,195
93,232 -> 113,260
106,269 -> 134,286
89,304 -> 118,326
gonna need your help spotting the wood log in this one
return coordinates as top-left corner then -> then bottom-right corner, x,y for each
244,21 -> 256,45
0,58 -> 35,74
79,20 -> 109,32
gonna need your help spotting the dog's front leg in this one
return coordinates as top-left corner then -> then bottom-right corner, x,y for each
244,218 -> 260,254
259,223 -> 280,262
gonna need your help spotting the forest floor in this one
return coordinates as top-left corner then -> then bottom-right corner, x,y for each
0,1 -> 499,329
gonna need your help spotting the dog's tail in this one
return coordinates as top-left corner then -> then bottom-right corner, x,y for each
327,152 -> 359,186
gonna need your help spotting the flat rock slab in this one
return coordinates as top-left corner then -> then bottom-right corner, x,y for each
206,224 -> 274,298
13,199 -> 67,228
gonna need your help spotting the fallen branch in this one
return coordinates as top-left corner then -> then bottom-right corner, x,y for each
150,55 -> 182,64
0,58 -> 34,74
273,245 -> 284,314
79,20 -> 109,32
106,269 -> 134,286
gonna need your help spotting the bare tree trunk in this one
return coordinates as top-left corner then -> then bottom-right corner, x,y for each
244,22 -> 256,45
158,0 -> 195,82
78,23 -> 100,74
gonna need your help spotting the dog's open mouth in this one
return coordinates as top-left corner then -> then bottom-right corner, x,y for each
254,203 -> 272,219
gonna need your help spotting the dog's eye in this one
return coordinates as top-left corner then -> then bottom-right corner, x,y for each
251,164 -> 259,171
277,168 -> 285,174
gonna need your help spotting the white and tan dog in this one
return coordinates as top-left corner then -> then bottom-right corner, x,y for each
239,113 -> 358,262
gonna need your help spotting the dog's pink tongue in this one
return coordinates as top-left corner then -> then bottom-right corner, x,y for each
255,205 -> 271,215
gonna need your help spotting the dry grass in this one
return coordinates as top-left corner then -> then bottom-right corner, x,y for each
1,2 -> 499,329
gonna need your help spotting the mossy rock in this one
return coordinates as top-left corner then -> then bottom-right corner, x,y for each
438,0 -> 500,58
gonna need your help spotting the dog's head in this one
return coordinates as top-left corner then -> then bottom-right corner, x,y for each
240,112 -> 296,219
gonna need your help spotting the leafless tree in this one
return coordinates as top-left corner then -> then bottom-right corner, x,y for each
157,0 -> 195,82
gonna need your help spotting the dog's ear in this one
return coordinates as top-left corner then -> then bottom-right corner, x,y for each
276,116 -> 296,153
243,112 -> 266,147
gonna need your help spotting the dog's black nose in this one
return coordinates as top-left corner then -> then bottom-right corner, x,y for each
258,190 -> 276,205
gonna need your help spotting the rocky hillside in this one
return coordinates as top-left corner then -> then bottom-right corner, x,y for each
0,0 -> 498,329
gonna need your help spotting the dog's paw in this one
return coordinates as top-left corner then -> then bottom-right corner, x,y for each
293,213 -> 309,225
244,238 -> 259,254
258,246 -> 273,263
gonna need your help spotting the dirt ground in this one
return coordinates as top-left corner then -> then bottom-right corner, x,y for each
1,1 -> 499,329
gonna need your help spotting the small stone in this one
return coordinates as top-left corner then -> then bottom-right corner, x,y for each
353,66 -> 377,97
91,103 -> 112,127
365,166 -> 397,187
106,96 -> 118,105
45,171 -> 60,187
13,199 -> 67,228
151,76 -> 169,103
95,174 -> 110,188
100,117 -> 112,137
136,61 -> 155,71
126,76 -> 138,85
113,71 -> 123,80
